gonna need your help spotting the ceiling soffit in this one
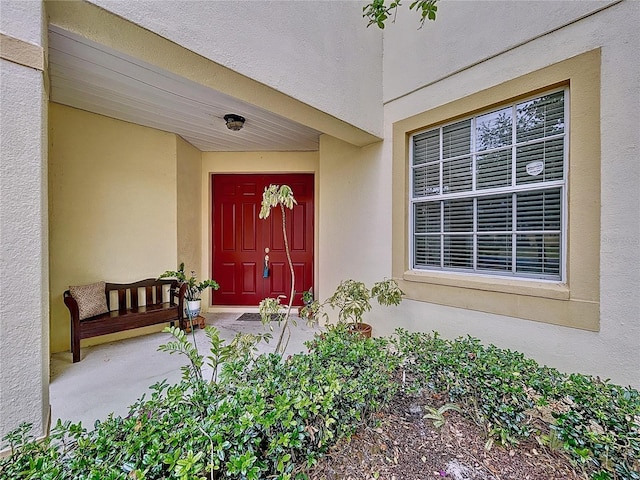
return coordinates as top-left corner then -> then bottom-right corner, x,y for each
48,26 -> 322,152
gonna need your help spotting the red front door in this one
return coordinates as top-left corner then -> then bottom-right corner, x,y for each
212,174 -> 314,306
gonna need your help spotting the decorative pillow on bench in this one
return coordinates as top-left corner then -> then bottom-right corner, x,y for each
69,281 -> 109,320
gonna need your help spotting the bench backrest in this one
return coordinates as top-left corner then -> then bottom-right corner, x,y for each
104,278 -> 177,312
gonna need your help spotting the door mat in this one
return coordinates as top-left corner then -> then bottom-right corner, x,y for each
236,313 -> 264,322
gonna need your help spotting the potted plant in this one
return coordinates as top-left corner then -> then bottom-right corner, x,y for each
159,262 -> 220,322
297,287 -> 315,320
305,278 -> 405,338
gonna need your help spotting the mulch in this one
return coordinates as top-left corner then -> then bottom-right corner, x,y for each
306,389 -> 586,480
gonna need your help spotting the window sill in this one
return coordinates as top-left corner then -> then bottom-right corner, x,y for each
399,269 -> 598,332
403,270 -> 569,301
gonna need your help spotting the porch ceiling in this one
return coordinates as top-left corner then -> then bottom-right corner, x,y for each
48,26 -> 321,152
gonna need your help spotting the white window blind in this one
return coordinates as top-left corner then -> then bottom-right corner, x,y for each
411,90 -> 566,280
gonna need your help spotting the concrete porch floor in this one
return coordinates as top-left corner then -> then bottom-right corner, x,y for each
50,312 -> 320,430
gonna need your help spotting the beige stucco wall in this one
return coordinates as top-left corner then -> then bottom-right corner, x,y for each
201,152 -> 319,309
317,135 -> 387,305
0,0 -> 49,444
374,0 -> 639,387
176,136 -> 202,276
48,104 -> 179,354
382,0 -> 619,102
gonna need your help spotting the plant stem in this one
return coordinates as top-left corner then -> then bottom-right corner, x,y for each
275,203 -> 295,355
187,310 -> 203,383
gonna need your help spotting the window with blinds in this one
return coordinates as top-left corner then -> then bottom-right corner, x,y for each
411,89 -> 566,280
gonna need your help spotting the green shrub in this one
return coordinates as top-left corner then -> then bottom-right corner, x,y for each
0,325 -> 397,480
553,374 -> 640,479
2,327 -> 637,480
392,328 -> 640,480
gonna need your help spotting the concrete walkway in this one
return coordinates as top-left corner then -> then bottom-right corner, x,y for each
49,312 -> 320,430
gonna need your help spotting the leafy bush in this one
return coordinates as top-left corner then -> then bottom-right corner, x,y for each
0,325 -> 397,479
2,326 -> 637,480
392,328 -> 640,480
299,278 -> 404,329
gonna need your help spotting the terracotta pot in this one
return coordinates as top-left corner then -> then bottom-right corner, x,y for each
349,322 -> 372,338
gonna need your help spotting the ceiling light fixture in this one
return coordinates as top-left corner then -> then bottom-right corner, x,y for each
224,114 -> 245,131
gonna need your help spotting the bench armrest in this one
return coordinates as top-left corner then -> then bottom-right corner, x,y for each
63,290 -> 80,323
170,281 -> 188,319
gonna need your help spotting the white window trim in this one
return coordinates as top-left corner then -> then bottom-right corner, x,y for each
408,87 -> 569,283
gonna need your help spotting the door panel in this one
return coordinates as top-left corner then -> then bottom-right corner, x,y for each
212,174 -> 314,306
242,263 -> 257,294
220,202 -> 236,251
241,203 -> 256,250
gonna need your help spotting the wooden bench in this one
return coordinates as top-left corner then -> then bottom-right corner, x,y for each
64,278 -> 187,363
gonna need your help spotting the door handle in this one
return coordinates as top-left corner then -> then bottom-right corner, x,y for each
263,247 -> 270,278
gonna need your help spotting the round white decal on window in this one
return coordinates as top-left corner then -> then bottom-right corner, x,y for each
526,161 -> 544,176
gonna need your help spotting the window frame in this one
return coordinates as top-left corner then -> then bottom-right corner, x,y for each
391,49 -> 601,332
408,88 -> 569,282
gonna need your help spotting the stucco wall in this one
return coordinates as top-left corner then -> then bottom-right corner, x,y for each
382,0 -> 619,102
0,1 -> 48,443
48,104 -> 179,353
176,136 -> 202,277
0,0 -> 43,43
317,135 -> 387,304
201,151 -> 319,309
374,0 -> 639,387
87,0 -> 383,138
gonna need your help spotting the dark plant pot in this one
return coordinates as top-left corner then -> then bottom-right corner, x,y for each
298,305 -> 314,320
349,322 -> 372,338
